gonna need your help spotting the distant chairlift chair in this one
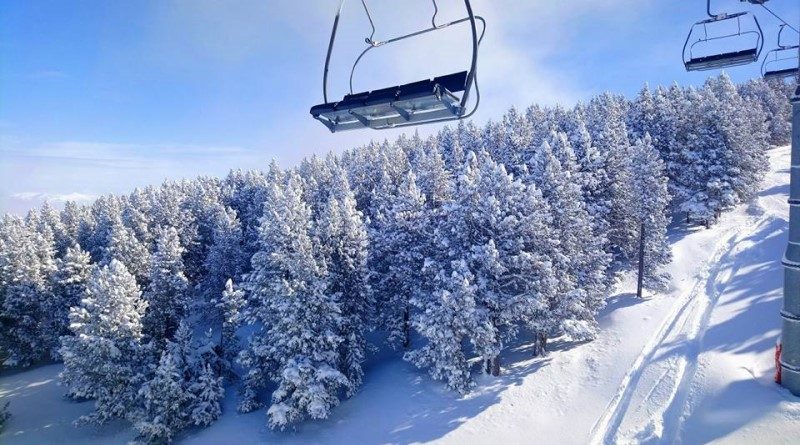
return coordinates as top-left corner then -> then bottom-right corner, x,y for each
762,25 -> 800,80
683,0 -> 764,71
310,0 -> 485,133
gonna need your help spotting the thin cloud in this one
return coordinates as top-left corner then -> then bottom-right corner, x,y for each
11,192 -> 96,203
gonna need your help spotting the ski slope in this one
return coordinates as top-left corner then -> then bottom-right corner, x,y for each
1,145 -> 799,444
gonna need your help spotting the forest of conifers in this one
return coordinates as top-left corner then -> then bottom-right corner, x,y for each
0,74 -> 794,442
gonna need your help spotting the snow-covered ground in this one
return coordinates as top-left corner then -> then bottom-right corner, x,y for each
2,145 -> 799,445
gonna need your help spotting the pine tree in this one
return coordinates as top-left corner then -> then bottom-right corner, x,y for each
585,92 -> 636,262
135,347 -> 194,443
189,362 -> 224,427
562,109 -> 614,271
409,143 -> 452,208
217,279 -> 244,365
239,171 -> 348,428
312,164 -> 371,395
49,245 -> 93,353
143,227 -> 189,342
102,217 -> 150,283
61,201 -> 94,252
706,73 -> 770,204
628,134 -> 672,291
627,83 -> 656,141
405,259 -> 482,393
678,86 -> 734,225
0,215 -> 56,366
528,137 -> 608,342
739,78 -> 793,146
406,151 -> 558,388
59,260 -> 149,424
200,206 -> 246,315
370,171 -> 428,350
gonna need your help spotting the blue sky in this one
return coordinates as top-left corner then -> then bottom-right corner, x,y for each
1,0 -> 797,214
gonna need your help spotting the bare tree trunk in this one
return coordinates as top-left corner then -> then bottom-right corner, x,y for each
637,221 -> 646,299
534,331 -> 548,356
485,358 -> 491,374
402,306 -> 410,349
491,356 -> 501,376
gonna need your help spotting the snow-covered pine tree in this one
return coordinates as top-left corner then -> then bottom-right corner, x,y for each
135,346 -> 194,443
37,201 -> 70,256
664,83 -> 695,211
200,205 -> 246,314
627,134 -> 672,291
407,151 -> 558,387
678,86 -> 734,226
102,217 -> 150,283
136,321 -> 225,441
455,120 -> 485,155
494,106 -> 535,175
627,83 -> 656,142
217,279 -> 245,366
87,195 -> 124,262
60,201 -> 94,253
738,77 -> 793,146
122,188 -> 154,248
0,215 -> 56,366
528,136 -> 608,343
438,125 -> 466,170
239,170 -> 348,428
49,245 -> 93,353
370,170 -> 428,350
143,226 -> 189,342
312,164 -> 371,395
705,73 -> 770,204
585,92 -> 636,262
405,259 -> 482,392
223,168 -> 270,268
561,109 -> 614,267
408,141 -> 452,208
189,362 -> 224,427
59,260 -> 149,424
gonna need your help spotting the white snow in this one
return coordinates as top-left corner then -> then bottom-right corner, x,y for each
2,145 -> 799,444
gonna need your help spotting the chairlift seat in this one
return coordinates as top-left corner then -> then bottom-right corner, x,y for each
310,71 -> 469,132
764,67 -> 800,81
685,47 -> 759,71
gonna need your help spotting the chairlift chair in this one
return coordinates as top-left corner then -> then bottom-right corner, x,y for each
762,25 -> 800,81
310,0 -> 485,133
683,0 -> 764,72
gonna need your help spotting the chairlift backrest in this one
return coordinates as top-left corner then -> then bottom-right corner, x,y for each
683,0 -> 763,72
310,0 -> 485,133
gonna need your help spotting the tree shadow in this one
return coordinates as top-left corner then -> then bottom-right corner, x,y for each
680,378 -> 795,444
0,364 -> 135,444
184,338 -> 555,445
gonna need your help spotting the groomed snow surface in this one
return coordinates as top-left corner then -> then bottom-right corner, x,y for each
2,145 -> 799,445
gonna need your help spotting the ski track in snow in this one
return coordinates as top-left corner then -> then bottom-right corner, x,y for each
590,148 -> 785,445
589,218 -> 758,445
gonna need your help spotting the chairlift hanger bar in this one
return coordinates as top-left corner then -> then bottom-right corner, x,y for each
777,24 -> 799,49
757,3 -> 799,35
349,1 -> 486,95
